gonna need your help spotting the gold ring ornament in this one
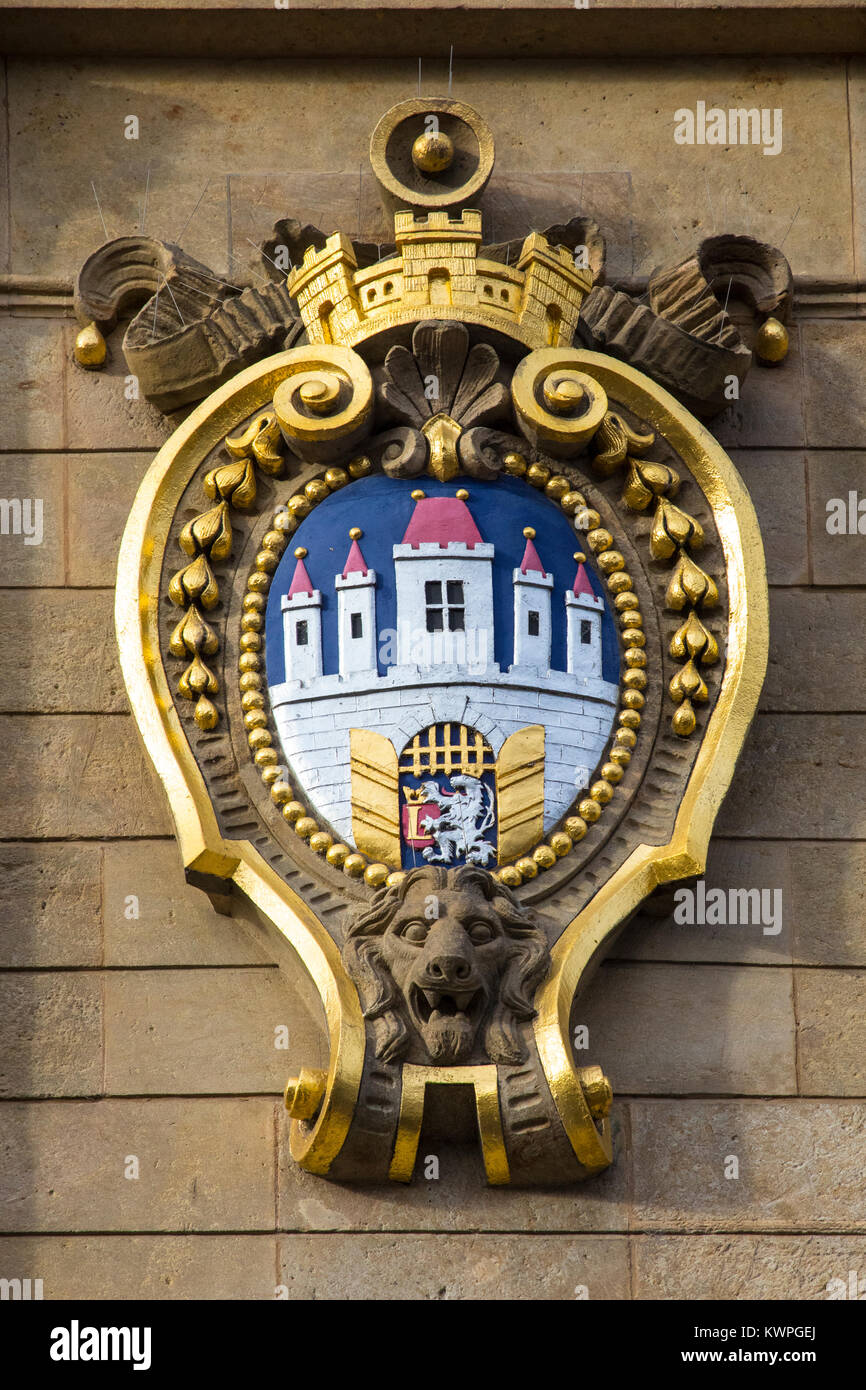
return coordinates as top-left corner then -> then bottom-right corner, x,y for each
370,95 -> 495,212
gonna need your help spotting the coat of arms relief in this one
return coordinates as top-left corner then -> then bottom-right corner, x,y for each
75,97 -> 788,1185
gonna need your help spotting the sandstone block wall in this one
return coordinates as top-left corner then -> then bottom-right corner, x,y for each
0,31 -> 864,1300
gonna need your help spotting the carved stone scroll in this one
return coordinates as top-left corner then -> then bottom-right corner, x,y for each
74,234 -> 298,410
579,233 -> 793,417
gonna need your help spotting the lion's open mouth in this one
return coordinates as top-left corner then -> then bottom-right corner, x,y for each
411,984 -> 482,1024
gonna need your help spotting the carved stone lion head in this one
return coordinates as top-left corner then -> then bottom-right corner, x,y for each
342,865 -> 551,1066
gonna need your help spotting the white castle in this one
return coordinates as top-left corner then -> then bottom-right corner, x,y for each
269,490 -> 619,844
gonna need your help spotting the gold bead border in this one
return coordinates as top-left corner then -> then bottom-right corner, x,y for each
238,453 -> 404,890
239,450 -> 643,892
494,453 -> 645,888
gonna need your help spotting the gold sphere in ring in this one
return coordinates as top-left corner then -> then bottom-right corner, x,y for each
411,129 -> 455,175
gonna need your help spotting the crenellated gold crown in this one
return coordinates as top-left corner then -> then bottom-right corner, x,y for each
286,209 -> 592,353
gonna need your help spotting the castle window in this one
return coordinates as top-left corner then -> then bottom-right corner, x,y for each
545,303 -> 563,347
296,620 -> 309,646
483,284 -> 493,297
425,580 -> 443,630
500,289 -> 509,302
447,578 -> 465,631
425,579 -> 465,632
383,281 -> 394,294
318,300 -> 335,344
528,610 -> 540,637
581,619 -> 592,645
367,288 -> 377,302
350,612 -> 363,639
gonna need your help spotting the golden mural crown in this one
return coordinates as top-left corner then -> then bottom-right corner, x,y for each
286,212 -> 592,352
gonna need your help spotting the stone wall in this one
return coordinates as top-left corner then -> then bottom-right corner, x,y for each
271,671 -> 618,837
0,27 -> 864,1300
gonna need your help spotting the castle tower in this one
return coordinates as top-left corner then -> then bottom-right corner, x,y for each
335,527 -> 378,677
395,210 -> 482,309
511,526 -> 554,672
281,547 -> 323,685
392,488 -> 495,670
566,552 -> 604,678
286,233 -> 363,346
517,232 -> 590,347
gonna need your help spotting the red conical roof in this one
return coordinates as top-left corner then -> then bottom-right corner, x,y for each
288,554 -> 315,597
342,537 -> 369,578
401,495 -> 483,549
519,534 -> 547,576
573,560 -> 596,598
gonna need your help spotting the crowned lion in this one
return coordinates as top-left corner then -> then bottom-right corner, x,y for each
342,864 -> 551,1066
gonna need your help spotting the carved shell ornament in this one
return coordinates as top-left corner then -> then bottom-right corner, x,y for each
93,97 -> 777,1186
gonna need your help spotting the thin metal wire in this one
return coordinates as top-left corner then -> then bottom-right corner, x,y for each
90,181 -> 109,239
175,178 -> 211,244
